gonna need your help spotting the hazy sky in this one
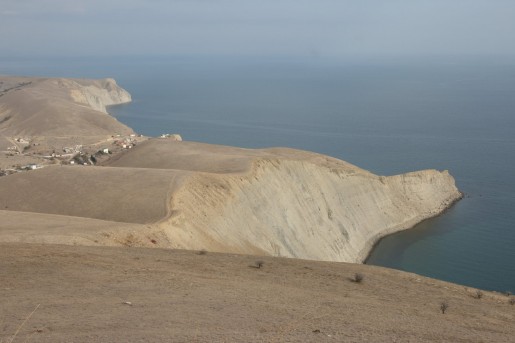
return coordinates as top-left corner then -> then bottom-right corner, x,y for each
1,0 -> 515,58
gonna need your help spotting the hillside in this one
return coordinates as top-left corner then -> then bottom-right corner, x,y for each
0,75 -> 143,174
0,76 -> 132,137
1,243 -> 514,342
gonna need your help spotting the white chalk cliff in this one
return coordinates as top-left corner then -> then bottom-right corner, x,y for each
69,78 -> 132,113
162,156 -> 461,263
105,140 -> 462,263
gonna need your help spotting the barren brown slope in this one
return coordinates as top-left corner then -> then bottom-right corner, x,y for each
0,76 -> 132,137
0,165 -> 188,224
0,210 -> 162,247
104,139 -> 258,173
104,138 -> 363,174
1,243 -> 514,343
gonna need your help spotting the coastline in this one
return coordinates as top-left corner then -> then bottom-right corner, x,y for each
102,84 -> 470,265
362,192 -> 464,264
103,89 -> 466,264
1,75 -> 463,265
4,76 -> 515,341
98,69 -> 515,293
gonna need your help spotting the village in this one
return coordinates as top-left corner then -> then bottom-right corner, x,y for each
0,133 -> 182,177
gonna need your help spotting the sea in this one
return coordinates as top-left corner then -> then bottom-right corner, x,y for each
1,55 -> 514,293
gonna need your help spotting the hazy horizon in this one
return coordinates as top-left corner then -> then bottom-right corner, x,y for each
2,0 -> 515,59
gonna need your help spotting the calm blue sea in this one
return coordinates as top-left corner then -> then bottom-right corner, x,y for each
2,55 -> 514,292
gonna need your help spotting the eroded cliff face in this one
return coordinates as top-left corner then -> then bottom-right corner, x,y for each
165,158 -> 461,263
69,78 -> 132,113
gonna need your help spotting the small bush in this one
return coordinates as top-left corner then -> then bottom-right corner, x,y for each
350,273 -> 364,283
440,301 -> 449,314
197,249 -> 207,255
249,260 -> 265,269
509,298 -> 515,306
473,290 -> 483,299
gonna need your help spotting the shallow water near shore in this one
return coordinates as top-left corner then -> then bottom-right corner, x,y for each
2,55 -> 515,292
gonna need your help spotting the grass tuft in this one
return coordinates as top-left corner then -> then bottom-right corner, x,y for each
473,290 -> 483,299
440,301 -> 449,314
249,260 -> 265,269
349,273 -> 364,283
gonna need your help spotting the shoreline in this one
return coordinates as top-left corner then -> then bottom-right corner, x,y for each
106,91 -> 465,265
363,192 -> 464,264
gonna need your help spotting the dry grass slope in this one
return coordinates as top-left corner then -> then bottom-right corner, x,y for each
0,165 -> 188,224
0,243 -> 513,342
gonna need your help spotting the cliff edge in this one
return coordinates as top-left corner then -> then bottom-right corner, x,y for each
103,140 -> 461,262
68,78 -> 131,114
166,159 -> 460,263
